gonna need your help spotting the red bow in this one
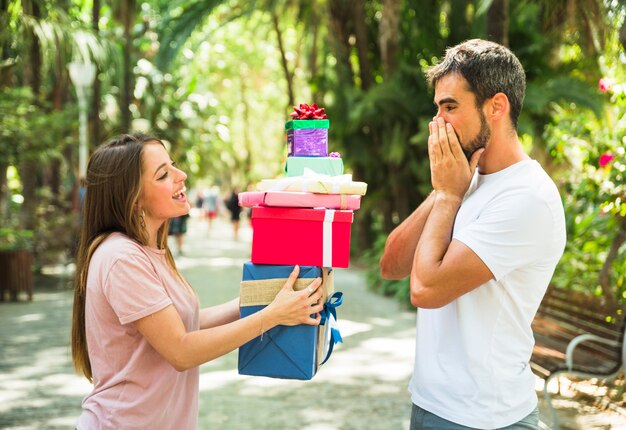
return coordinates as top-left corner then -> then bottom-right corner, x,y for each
290,103 -> 327,120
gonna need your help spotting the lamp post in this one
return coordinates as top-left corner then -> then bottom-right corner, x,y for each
68,61 -> 96,181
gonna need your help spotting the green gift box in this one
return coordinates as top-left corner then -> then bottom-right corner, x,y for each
285,156 -> 344,177
285,119 -> 330,130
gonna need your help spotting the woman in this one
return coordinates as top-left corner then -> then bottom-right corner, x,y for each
71,134 -> 324,429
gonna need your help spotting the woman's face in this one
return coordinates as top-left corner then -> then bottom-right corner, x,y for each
138,142 -> 189,235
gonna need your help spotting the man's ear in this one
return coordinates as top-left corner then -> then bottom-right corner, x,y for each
487,92 -> 509,122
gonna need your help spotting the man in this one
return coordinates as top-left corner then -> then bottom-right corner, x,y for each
379,39 -> 566,429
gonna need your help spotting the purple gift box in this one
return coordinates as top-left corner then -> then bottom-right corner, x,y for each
285,119 -> 329,157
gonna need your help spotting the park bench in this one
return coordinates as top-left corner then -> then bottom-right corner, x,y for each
531,285 -> 626,429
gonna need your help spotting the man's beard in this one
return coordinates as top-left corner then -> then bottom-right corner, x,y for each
461,110 -> 490,161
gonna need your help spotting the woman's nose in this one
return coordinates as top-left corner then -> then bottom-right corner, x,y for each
176,167 -> 187,182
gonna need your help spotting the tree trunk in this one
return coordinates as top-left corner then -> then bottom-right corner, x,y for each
598,217 -> 626,305
486,0 -> 509,47
20,0 -> 42,230
620,17 -> 626,53
379,0 -> 400,80
448,0 -> 472,46
327,0 -> 354,87
353,0 -> 373,89
120,0 -> 135,131
379,0 -> 404,236
308,7 -> 321,104
0,162 -> 7,220
47,0 -> 71,204
0,0 -> 13,87
0,0 -> 8,216
91,0 -> 101,147
240,78 -> 252,183
271,9 -> 295,109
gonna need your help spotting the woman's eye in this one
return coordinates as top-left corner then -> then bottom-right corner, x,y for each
158,171 -> 168,180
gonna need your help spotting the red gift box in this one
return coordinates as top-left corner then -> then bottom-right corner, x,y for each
251,207 -> 354,268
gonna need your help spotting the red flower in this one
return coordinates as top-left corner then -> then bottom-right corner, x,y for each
599,78 -> 612,92
599,152 -> 615,167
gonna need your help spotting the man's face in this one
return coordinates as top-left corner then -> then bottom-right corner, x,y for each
433,73 -> 491,161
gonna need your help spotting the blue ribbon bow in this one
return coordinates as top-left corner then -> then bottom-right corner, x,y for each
319,291 -> 343,365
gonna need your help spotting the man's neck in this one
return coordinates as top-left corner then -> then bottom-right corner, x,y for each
477,131 -> 530,175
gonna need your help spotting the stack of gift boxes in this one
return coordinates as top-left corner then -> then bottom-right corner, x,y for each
237,103 -> 367,380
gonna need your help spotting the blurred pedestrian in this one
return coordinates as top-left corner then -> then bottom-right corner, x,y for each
168,214 -> 189,256
225,187 -> 242,240
203,186 -> 219,231
194,188 -> 204,210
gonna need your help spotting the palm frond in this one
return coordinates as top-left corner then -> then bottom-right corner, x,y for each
525,76 -> 604,118
348,66 -> 431,131
155,0 -> 257,71
475,0 -> 495,17
19,12 -> 106,69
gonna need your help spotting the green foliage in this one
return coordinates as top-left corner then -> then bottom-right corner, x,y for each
33,190 -> 79,269
360,0 -> 626,306
0,87 -> 35,164
362,230 -> 412,308
545,59 -> 626,301
550,207 -> 614,296
3,0 -> 626,304
155,0 -> 248,71
0,228 -> 34,252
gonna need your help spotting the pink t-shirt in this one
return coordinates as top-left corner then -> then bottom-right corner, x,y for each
76,233 -> 200,430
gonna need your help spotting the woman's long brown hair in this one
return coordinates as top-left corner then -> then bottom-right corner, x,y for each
71,133 -> 182,382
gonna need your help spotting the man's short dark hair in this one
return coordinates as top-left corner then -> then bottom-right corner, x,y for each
426,39 -> 526,129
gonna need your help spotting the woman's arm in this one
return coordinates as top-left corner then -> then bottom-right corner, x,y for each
134,267 -> 324,371
199,298 -> 240,329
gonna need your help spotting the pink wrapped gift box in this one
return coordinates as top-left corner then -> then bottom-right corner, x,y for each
239,191 -> 361,210
251,207 -> 353,268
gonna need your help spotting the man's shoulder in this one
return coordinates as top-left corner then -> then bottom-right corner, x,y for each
494,160 -> 561,201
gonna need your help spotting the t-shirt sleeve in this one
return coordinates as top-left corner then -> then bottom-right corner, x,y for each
103,251 -> 172,325
453,191 -> 554,281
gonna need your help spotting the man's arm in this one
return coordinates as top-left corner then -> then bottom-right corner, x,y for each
409,118 -> 492,308
379,192 -> 435,280
410,194 -> 492,308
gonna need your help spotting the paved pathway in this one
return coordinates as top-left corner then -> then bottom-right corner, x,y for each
0,215 -> 624,429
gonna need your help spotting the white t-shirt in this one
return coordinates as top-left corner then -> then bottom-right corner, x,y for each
409,160 -> 566,429
77,233 -> 200,430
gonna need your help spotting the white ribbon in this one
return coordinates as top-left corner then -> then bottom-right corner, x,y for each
328,313 -> 339,335
321,313 -> 340,361
323,209 -> 335,267
260,169 -> 353,192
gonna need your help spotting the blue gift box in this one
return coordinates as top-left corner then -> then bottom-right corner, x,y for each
238,262 -> 336,380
